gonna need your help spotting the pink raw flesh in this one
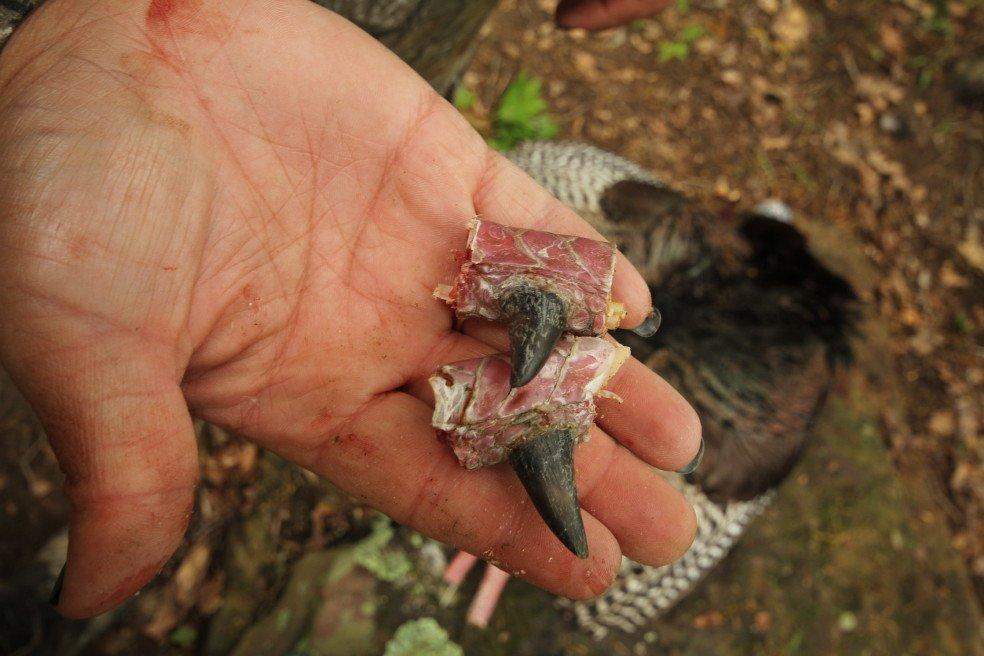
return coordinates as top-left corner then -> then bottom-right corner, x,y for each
442,220 -> 618,334
430,336 -> 622,469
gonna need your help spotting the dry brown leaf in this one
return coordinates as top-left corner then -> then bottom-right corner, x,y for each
911,332 -> 938,357
238,442 -> 259,475
773,4 -> 810,50
855,75 -> 905,109
713,177 -> 742,202
879,24 -> 906,57
693,611 -> 726,629
613,68 -> 640,83
856,103 -> 877,125
29,478 -> 53,497
928,411 -> 956,436
144,605 -> 181,641
757,0 -> 780,14
939,262 -> 969,288
957,226 -> 984,273
574,51 -> 599,81
720,69 -> 743,86
174,543 -> 212,606
629,33 -> 653,54
900,306 -> 922,327
754,610 -> 773,633
762,135 -> 792,150
197,574 -> 225,615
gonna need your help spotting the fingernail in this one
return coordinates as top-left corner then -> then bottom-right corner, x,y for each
50,563 -> 66,606
631,308 -> 662,338
676,438 -> 704,475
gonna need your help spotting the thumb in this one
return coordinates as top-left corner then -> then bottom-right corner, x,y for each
6,331 -> 198,618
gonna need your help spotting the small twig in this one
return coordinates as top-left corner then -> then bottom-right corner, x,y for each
840,46 -> 861,83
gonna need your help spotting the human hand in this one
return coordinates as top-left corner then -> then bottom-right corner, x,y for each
0,0 -> 700,618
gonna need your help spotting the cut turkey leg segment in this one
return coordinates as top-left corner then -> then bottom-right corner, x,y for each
430,335 -> 628,558
435,219 -> 626,387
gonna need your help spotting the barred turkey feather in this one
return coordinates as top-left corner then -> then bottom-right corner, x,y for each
506,141 -> 663,216
560,481 -> 775,639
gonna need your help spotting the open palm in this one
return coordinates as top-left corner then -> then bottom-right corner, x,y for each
0,0 -> 700,618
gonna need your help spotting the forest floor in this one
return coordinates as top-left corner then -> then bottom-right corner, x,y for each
0,1 -> 981,655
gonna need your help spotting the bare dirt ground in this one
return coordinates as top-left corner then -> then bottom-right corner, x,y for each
0,1 -> 981,654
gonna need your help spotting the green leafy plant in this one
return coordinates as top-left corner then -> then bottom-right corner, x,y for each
658,24 -> 707,62
169,626 -> 198,648
383,618 -> 463,656
953,311 -> 971,334
488,71 -> 558,151
926,0 -> 953,35
909,54 -> 931,89
452,85 -> 476,112
680,24 -> 707,41
353,515 -> 412,582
